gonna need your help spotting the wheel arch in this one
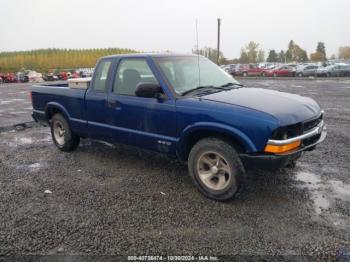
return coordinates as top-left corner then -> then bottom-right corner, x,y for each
177,122 -> 257,161
45,102 -> 71,123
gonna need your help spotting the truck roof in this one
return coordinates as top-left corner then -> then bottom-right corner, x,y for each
103,53 -> 198,59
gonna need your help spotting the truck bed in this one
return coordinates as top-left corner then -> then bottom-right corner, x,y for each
31,83 -> 87,127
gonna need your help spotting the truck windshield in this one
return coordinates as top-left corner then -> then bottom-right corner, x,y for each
155,56 -> 240,95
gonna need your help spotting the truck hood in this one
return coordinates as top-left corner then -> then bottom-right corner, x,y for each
199,87 -> 320,126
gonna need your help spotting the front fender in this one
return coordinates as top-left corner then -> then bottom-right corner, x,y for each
177,122 -> 257,158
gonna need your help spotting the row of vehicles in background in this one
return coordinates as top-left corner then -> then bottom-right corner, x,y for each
0,73 -> 19,83
43,68 -> 94,81
221,60 -> 350,78
0,68 -> 94,84
0,71 -> 43,83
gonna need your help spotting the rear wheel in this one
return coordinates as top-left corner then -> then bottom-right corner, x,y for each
297,72 -> 303,77
188,138 -> 245,201
273,73 -> 277,77
243,72 -> 248,77
51,113 -> 80,152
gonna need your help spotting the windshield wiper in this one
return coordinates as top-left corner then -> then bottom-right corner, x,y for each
181,85 -> 217,96
219,82 -> 244,88
181,83 -> 243,96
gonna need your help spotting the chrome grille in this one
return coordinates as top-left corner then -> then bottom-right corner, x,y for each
303,113 -> 323,133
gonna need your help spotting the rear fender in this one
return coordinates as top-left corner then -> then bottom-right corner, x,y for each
45,102 -> 71,122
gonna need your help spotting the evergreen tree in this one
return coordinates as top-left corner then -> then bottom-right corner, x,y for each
316,42 -> 326,59
267,50 -> 278,62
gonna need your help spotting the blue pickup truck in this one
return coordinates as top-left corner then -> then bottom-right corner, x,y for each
31,53 -> 326,200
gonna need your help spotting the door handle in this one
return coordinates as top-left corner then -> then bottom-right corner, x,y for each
108,100 -> 118,108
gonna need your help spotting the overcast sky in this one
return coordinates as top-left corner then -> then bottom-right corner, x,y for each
1,0 -> 349,59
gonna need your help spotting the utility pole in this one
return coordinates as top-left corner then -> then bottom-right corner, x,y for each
217,18 -> 221,65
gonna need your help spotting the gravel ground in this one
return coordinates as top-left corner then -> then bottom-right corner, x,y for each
0,83 -> 33,127
0,79 -> 349,260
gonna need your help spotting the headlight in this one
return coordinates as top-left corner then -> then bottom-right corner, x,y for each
270,123 -> 303,140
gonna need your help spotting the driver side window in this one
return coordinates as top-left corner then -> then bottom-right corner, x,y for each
113,59 -> 158,96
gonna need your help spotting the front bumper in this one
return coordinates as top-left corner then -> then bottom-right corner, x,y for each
240,122 -> 327,170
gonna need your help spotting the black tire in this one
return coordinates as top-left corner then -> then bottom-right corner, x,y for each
50,113 -> 80,152
297,72 -> 303,77
243,72 -> 248,77
188,137 -> 245,201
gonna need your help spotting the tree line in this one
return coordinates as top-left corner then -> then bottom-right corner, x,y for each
196,41 -> 350,65
1,43 -> 350,73
0,48 -> 136,73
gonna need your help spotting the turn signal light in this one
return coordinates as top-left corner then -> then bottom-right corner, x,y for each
264,140 -> 301,153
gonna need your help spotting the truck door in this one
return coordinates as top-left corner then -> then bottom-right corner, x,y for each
85,59 -> 114,141
105,58 -> 177,155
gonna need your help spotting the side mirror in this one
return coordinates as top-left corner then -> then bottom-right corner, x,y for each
135,82 -> 162,98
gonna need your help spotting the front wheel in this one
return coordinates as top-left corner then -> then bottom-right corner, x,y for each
51,113 -> 80,152
188,138 -> 245,201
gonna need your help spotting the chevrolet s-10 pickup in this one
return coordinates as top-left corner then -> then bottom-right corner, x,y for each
31,54 -> 326,200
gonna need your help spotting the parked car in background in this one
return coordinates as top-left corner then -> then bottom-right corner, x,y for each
58,71 -> 68,80
286,64 -> 297,75
71,71 -> 79,78
221,65 -> 231,74
43,73 -> 59,81
328,64 -> 350,77
263,65 -> 295,77
258,62 -> 275,69
296,64 -> 318,77
27,71 -> 44,82
241,64 -> 265,77
19,74 -> 29,83
227,64 -> 237,75
220,65 -> 229,70
77,68 -> 94,77
231,64 -> 248,76
316,65 -> 335,77
2,73 -> 17,83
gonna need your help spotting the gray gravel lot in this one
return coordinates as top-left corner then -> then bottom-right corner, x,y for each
0,79 -> 349,259
0,83 -> 33,127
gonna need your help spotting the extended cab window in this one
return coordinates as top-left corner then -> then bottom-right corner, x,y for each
92,60 -> 111,92
113,59 -> 158,96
